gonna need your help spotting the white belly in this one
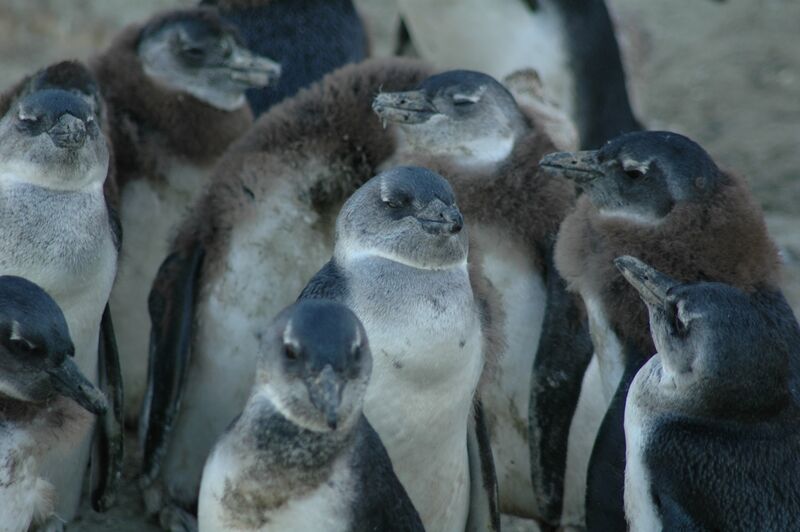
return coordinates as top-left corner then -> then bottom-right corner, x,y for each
472,227 -> 546,517
348,260 -> 483,532
111,161 -> 214,423
583,294 -> 626,401
163,176 -> 334,504
199,446 -> 353,532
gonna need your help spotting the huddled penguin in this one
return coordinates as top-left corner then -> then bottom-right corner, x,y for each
139,58 -> 432,526
200,0 -> 368,115
0,61 -> 124,521
616,256 -> 800,531
394,0 -> 641,148
0,276 -> 109,532
197,299 -> 424,532
298,166 -> 497,531
372,69 -> 594,527
90,7 -> 281,424
541,130 -> 781,530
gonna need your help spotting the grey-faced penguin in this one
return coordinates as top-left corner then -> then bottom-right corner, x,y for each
197,299 -> 424,532
394,0 -> 641,148
0,275 -> 109,532
139,57 -> 432,527
616,256 -> 800,531
90,7 -> 281,425
372,69 -> 595,528
541,130 -> 781,530
298,166 -> 497,531
0,62 -> 124,521
200,0 -> 368,116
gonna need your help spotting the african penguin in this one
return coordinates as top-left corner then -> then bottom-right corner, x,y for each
0,62 -> 124,521
394,0 -> 641,148
616,255 -> 800,531
0,276 -> 109,532
200,0 -> 367,115
542,130 -> 781,530
373,69 -> 593,528
298,166 -> 496,531
139,58 -> 432,526
91,7 -> 280,425
197,299 -> 424,532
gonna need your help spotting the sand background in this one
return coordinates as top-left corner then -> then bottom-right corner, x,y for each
0,0 -> 797,530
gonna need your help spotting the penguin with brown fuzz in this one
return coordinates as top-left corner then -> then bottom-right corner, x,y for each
139,58 -> 432,528
200,0 -> 367,115
0,276 -> 109,532
90,7 -> 281,425
0,62 -> 124,522
616,256 -> 800,532
542,130 -> 782,531
198,299 -> 424,532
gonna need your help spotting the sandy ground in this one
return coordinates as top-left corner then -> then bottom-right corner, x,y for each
0,1 -> 797,531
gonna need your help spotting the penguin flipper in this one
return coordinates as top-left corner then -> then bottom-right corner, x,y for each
90,304 -> 125,512
528,239 -> 594,523
466,398 -> 500,532
139,243 -> 205,484
297,259 -> 348,303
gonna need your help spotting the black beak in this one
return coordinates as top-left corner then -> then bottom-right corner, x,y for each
48,114 -> 87,149
418,203 -> 464,235
372,90 -> 438,125
614,255 -> 679,308
47,357 -> 108,415
226,47 -> 282,87
539,150 -> 603,184
308,365 -> 344,430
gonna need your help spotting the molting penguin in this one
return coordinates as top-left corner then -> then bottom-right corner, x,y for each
0,276 -> 108,532
197,299 -> 424,532
616,256 -> 800,531
373,69 -> 594,528
139,58 -> 432,525
200,0 -> 367,115
542,130 -> 782,530
394,0 -> 641,148
91,7 -> 280,424
0,62 -> 124,520
298,167 -> 497,531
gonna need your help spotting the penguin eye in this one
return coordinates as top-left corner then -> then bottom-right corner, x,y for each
625,168 -> 646,180
352,345 -> 362,362
283,344 -> 300,361
384,196 -> 408,209
452,94 -> 478,106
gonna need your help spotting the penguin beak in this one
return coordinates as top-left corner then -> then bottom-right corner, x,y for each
417,202 -> 464,235
48,114 -> 88,150
540,150 -> 603,184
308,365 -> 344,430
225,46 -> 281,88
47,357 -> 108,416
372,90 -> 438,125
614,255 -> 678,308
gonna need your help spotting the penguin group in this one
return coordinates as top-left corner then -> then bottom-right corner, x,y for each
0,1 -> 796,532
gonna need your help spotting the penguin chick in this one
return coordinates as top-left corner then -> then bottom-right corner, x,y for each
0,62 -> 123,520
616,256 -> 800,532
197,300 -> 424,532
91,7 -> 280,425
542,130 -> 781,530
299,166 -> 497,532
201,0 -> 368,115
0,276 -> 107,532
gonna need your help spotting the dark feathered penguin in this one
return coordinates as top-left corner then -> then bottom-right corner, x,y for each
197,299 -> 424,532
138,58 -> 433,527
90,7 -> 280,425
616,256 -> 800,532
200,0 -> 368,115
542,130 -> 782,531
0,62 -> 124,521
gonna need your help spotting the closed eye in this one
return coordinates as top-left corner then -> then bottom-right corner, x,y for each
625,168 -> 646,180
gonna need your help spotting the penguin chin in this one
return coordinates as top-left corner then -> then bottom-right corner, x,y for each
597,207 -> 663,226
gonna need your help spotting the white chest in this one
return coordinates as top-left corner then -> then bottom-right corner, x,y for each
346,259 -> 482,532
583,293 -> 626,401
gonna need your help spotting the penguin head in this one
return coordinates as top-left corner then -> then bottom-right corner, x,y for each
615,256 -> 796,418
256,300 -> 371,433
0,276 -> 107,415
137,8 -> 281,111
335,166 -> 468,270
0,62 -> 109,191
372,70 -> 527,166
541,131 -> 723,224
